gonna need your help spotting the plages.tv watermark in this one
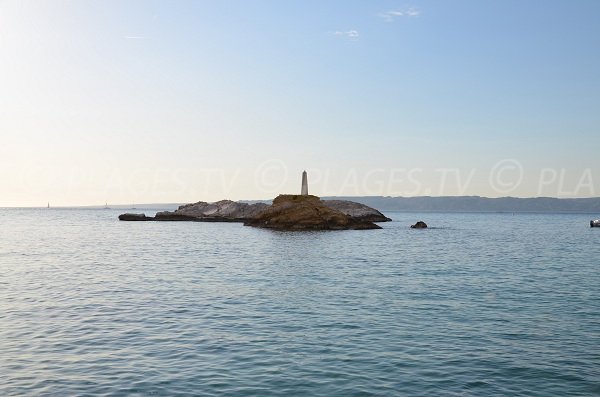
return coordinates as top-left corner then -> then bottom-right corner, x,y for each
249,158 -> 596,197
18,158 -> 597,198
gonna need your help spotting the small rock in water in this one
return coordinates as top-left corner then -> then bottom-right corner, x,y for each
410,221 -> 428,229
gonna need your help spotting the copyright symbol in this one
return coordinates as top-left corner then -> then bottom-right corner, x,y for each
254,159 -> 288,194
489,159 -> 523,194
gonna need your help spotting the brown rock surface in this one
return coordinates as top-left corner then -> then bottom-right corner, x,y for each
244,195 -> 381,230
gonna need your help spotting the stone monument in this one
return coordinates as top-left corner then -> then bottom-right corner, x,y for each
301,170 -> 308,196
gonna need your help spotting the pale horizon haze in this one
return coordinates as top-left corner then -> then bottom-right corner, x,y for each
1,0 -> 599,206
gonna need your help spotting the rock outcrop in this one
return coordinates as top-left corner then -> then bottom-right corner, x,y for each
118,213 -> 154,221
154,200 -> 269,222
323,200 -> 391,222
118,198 -> 390,231
243,195 -> 381,230
153,212 -> 202,221
410,221 -> 428,229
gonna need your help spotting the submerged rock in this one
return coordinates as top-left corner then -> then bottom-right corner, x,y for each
244,195 -> 381,230
118,213 -> 154,221
410,221 -> 428,229
323,200 -> 391,222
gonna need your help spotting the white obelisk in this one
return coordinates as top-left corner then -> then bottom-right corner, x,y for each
301,170 -> 308,196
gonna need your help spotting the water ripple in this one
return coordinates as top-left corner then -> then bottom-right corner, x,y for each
0,209 -> 599,396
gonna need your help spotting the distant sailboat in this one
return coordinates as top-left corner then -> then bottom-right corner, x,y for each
104,202 -> 110,210
47,202 -> 50,209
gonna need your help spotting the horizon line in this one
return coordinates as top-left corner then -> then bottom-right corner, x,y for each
4,194 -> 600,209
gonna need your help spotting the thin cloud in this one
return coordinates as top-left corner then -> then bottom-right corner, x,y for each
331,30 -> 359,39
379,7 -> 420,22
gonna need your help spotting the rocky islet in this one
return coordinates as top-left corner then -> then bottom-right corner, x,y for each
119,196 -> 388,230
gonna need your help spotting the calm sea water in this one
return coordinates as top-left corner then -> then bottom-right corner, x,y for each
0,208 -> 599,396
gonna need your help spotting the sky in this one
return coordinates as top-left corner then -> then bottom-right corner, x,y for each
1,0 -> 599,206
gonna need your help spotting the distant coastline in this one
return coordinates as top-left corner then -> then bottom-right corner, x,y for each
14,196 -> 600,213
323,196 -> 600,214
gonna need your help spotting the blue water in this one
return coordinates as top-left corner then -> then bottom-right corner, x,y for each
0,208 -> 599,396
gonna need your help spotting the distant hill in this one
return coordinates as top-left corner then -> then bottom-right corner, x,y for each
69,197 -> 600,214
321,196 -> 600,213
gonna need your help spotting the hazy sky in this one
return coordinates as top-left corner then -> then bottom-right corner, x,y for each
1,0 -> 599,206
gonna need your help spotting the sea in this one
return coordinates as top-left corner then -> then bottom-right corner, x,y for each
0,208 -> 598,396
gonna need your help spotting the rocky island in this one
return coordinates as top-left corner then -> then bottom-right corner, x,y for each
119,197 -> 387,229
118,171 -> 390,230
